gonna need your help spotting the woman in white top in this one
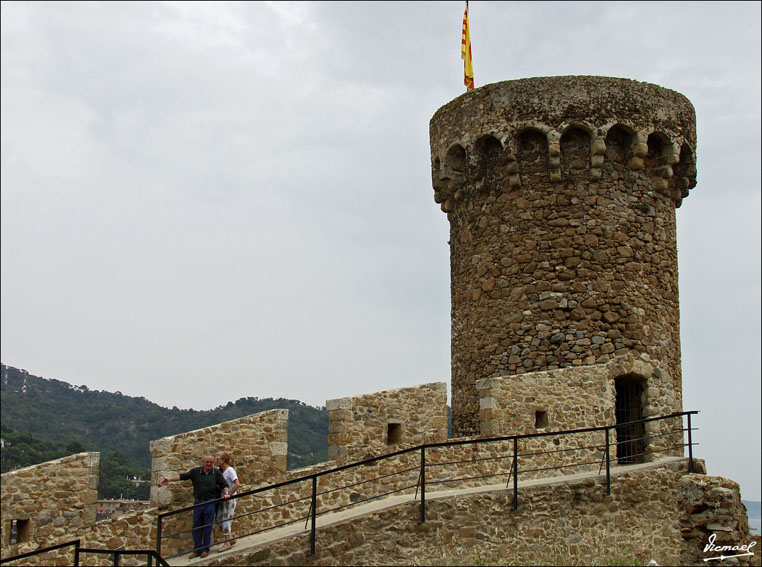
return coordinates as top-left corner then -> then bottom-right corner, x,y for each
215,452 -> 240,552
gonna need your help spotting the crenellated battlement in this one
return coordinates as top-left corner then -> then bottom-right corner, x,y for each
431,76 -> 697,213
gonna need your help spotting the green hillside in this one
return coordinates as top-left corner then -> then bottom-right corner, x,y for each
0,364 -> 328,499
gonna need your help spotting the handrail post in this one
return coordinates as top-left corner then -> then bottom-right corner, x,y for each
605,426 -> 611,496
310,476 -> 318,556
420,446 -> 426,523
156,515 -> 162,558
74,540 -> 81,567
687,413 -> 694,473
512,437 -> 518,511
113,550 -> 121,567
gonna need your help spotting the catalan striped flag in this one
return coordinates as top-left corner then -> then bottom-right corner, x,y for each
461,1 -> 474,90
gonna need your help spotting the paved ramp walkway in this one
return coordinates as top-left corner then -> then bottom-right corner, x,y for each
166,456 -> 684,566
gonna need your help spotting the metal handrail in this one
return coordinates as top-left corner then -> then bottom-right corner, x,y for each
156,410 -> 698,557
0,539 -> 80,565
0,539 -> 169,566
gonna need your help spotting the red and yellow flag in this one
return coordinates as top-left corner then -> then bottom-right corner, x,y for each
461,1 -> 474,90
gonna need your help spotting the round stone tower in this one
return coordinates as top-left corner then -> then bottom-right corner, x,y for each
430,76 -> 697,437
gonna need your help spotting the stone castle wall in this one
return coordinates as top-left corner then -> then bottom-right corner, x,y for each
0,409 -> 292,564
174,374 -> 685,550
0,452 -> 99,554
477,354 -> 684,474
205,459 -> 757,567
0,451 -> 158,566
0,510 -> 159,567
326,382 -> 448,462
150,409 -> 288,557
150,409 -> 289,508
2,448 -> 756,566
430,76 -> 696,436
199,383 -> 450,549
149,385 -> 447,558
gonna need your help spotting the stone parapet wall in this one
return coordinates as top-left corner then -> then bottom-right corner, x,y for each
477,354 -> 684,469
477,363 -> 613,437
1,409 -> 292,563
236,383 -> 448,535
1,452 -> 99,556
81,508 -> 158,565
150,409 -> 288,557
204,460 -> 757,567
0,506 -> 159,567
1,453 -> 161,566
327,383 -> 447,462
150,409 -> 289,508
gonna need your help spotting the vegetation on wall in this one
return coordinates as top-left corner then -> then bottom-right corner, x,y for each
0,364 -> 328,500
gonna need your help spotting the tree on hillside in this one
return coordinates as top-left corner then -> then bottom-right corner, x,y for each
98,451 -> 151,500
1,363 -> 329,496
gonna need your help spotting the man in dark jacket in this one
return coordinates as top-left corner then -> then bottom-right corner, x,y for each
160,454 -> 230,558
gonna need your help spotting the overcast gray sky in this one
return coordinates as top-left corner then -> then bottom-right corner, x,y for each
1,1 -> 759,500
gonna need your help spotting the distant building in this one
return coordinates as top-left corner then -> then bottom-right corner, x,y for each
96,499 -> 150,521
126,475 -> 151,486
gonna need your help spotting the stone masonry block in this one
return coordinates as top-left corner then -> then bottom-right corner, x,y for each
269,442 -> 288,456
326,397 -> 352,411
149,437 -> 172,455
